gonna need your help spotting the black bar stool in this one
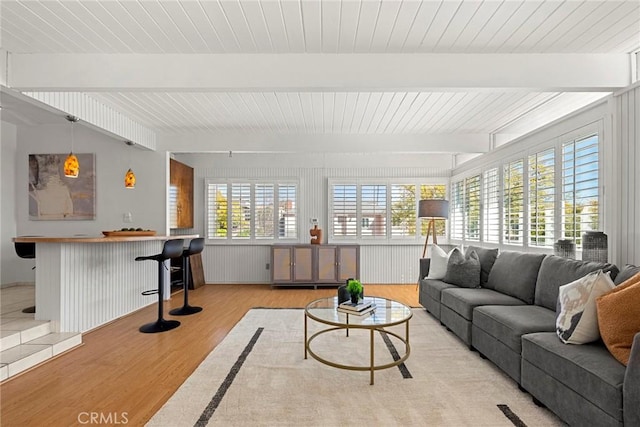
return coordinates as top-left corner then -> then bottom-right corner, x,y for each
14,242 -> 36,314
170,238 -> 204,316
136,239 -> 184,333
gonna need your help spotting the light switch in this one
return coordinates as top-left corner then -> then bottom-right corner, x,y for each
123,212 -> 133,223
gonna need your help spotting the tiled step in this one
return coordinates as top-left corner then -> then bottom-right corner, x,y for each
0,332 -> 82,381
0,319 -> 51,350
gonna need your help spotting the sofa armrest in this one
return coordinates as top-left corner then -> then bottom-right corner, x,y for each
420,258 -> 431,280
624,332 -> 640,426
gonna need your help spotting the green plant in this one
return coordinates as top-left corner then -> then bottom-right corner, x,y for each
346,279 -> 363,296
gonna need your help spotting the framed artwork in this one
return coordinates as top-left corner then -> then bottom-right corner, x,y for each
28,153 -> 96,220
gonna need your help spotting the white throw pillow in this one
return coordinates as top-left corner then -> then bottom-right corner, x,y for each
425,245 -> 453,280
556,270 -> 615,344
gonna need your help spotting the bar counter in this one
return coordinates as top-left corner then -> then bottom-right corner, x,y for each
13,234 -> 198,333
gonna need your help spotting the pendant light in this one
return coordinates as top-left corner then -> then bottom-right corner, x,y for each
64,115 -> 80,178
124,141 -> 136,189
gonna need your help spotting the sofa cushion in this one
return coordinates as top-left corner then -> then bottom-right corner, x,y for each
534,255 -> 618,311
522,332 -> 625,421
422,279 -> 458,303
614,264 -> 640,285
597,272 -> 640,365
473,305 -> 556,353
443,248 -> 480,288
465,245 -> 498,286
485,251 -> 546,304
440,288 -> 525,320
556,270 -> 615,344
425,244 -> 453,280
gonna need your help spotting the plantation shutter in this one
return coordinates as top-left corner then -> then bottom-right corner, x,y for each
529,148 -> 555,247
450,180 -> 464,240
464,175 -> 481,241
332,184 -> 357,238
482,168 -> 500,243
278,184 -> 297,238
361,184 -> 387,238
390,184 -> 416,238
504,160 -> 524,245
231,183 -> 251,239
207,183 -> 228,240
255,184 -> 274,239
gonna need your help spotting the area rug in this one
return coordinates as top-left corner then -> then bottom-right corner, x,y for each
147,309 -> 563,426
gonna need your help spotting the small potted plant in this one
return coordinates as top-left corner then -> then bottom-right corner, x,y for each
346,279 -> 363,304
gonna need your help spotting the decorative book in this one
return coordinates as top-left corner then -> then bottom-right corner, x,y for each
338,300 -> 373,312
337,304 -> 377,316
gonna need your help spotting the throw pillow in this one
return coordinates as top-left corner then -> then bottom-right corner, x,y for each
614,264 -> 640,285
596,272 -> 640,366
556,270 -> 615,344
443,248 -> 481,288
465,246 -> 499,286
425,244 -> 453,280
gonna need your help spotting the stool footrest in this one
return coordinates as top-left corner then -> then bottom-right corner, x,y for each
141,289 -> 159,296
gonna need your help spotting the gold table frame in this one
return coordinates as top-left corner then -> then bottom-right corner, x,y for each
304,296 -> 412,385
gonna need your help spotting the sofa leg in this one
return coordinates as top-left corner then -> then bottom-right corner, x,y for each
478,352 -> 487,360
517,384 -> 526,393
532,397 -> 546,408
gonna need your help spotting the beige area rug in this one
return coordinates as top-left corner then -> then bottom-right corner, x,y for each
148,308 -> 563,427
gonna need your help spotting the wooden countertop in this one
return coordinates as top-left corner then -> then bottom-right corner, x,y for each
13,234 -> 199,243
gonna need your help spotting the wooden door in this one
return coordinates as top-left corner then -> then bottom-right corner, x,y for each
292,246 -> 313,282
271,246 -> 292,283
170,159 -> 194,228
337,246 -> 359,281
317,246 -> 338,282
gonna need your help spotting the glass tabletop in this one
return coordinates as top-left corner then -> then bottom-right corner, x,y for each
305,296 -> 412,327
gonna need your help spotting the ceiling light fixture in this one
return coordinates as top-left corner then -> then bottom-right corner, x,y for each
63,115 -> 80,178
124,141 -> 136,189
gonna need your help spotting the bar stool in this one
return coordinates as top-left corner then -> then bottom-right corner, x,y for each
170,238 -> 204,316
14,242 -> 36,314
136,239 -> 184,333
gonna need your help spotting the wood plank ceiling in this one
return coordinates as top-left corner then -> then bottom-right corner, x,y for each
2,1 -> 639,149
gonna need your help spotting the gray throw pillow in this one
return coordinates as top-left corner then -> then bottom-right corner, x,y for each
443,248 -> 481,288
465,245 -> 499,286
614,264 -> 640,285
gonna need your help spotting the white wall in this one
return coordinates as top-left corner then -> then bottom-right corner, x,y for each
172,151 -> 452,284
0,120 -> 34,285
609,83 -> 640,265
1,120 -> 168,285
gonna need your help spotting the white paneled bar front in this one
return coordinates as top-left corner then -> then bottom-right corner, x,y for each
13,235 -> 197,333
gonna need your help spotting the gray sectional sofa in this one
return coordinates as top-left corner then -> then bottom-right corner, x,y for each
419,248 -> 640,426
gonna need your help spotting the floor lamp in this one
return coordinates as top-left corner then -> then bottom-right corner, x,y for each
419,199 -> 449,258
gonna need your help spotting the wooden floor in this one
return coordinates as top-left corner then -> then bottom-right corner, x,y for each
0,284 -> 420,426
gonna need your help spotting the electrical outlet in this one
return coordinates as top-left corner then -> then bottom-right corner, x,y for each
265,263 -> 270,270
310,218 -> 318,225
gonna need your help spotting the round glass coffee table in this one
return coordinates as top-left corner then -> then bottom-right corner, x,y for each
304,296 -> 412,385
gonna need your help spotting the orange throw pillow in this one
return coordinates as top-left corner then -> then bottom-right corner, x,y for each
596,272 -> 640,365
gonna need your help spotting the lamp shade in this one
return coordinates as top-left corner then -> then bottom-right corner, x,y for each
63,152 -> 79,178
418,199 -> 449,219
124,168 -> 136,189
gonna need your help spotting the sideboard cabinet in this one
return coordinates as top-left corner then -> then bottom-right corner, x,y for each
271,244 -> 360,288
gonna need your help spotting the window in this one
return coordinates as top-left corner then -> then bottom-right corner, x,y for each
503,160 -> 524,245
391,185 -> 416,238
482,167 -> 500,243
420,184 -> 447,238
450,180 -> 464,240
464,175 -> 481,241
529,148 -> 555,247
332,184 -> 357,238
449,175 -> 480,242
329,180 -> 447,242
562,134 -> 599,247
361,185 -> 387,238
206,181 -> 297,241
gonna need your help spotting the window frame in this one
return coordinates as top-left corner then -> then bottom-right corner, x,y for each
328,178 -> 448,244
205,179 -> 299,244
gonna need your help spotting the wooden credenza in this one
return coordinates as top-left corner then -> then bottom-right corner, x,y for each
271,244 -> 360,288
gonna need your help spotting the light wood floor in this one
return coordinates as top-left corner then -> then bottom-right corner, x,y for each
0,284 -> 420,426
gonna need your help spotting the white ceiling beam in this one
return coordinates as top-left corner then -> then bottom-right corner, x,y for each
8,53 -> 630,92
157,132 -> 490,154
